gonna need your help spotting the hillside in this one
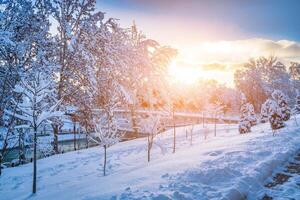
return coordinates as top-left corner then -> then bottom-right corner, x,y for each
1,120 -> 300,200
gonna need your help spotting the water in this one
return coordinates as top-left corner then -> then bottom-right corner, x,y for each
3,138 -> 97,164
2,122 -> 228,164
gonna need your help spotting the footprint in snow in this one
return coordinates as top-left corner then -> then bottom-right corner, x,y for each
162,173 -> 169,178
208,151 -> 222,156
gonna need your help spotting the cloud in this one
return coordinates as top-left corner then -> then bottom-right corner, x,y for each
201,63 -> 227,71
173,38 -> 300,86
178,38 -> 300,71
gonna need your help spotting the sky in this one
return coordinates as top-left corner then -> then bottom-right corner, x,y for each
97,0 -> 300,86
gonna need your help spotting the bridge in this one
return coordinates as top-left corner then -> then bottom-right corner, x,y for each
111,109 -> 239,138
64,108 -> 239,140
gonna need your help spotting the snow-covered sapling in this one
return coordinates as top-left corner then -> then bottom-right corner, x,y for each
204,127 -> 209,139
139,114 -> 164,162
187,125 -> 195,145
91,111 -> 123,176
272,90 -> 291,121
5,73 -> 63,193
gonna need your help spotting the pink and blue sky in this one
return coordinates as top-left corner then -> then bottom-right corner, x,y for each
97,0 -> 300,85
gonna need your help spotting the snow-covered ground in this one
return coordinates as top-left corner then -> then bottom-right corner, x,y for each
260,151 -> 300,199
1,119 -> 300,200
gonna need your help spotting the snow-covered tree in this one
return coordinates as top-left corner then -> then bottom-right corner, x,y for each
86,59 -> 125,175
272,90 -> 291,121
293,95 -> 300,115
119,22 -> 176,137
239,111 -> 251,134
260,98 -> 285,131
261,100 -> 270,123
265,99 -> 285,131
139,114 -> 164,162
49,0 -> 105,153
248,103 -> 257,125
91,111 -> 123,176
239,94 -> 256,134
0,0 -> 54,159
235,57 -> 295,111
5,72 -> 63,193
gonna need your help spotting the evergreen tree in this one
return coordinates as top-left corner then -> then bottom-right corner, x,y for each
268,99 -> 285,130
293,95 -> 300,115
261,98 -> 285,130
261,100 -> 270,123
248,103 -> 257,125
272,90 -> 291,121
239,94 -> 255,134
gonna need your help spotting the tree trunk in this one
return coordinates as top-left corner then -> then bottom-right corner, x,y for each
18,130 -> 22,164
190,128 -> 193,145
185,129 -> 188,139
85,133 -> 88,149
0,153 -> 2,176
130,104 -> 138,137
73,122 -> 76,151
85,123 -> 89,148
172,110 -> 176,153
103,145 -> 107,176
202,111 -> 205,128
214,115 -> 217,137
33,127 -> 37,194
53,125 -> 59,154
18,130 -> 25,164
147,134 -> 150,162
294,115 -> 298,126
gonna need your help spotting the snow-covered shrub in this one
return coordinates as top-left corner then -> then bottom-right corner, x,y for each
239,119 -> 251,134
239,95 -> 256,134
263,99 -> 285,130
272,90 -> 290,121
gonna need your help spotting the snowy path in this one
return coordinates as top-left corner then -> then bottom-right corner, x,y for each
261,151 -> 300,199
0,121 -> 300,200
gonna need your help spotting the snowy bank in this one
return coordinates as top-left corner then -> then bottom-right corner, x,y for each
0,120 -> 299,200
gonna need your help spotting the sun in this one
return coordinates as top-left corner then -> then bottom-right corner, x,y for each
167,60 -> 235,87
168,61 -> 201,85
